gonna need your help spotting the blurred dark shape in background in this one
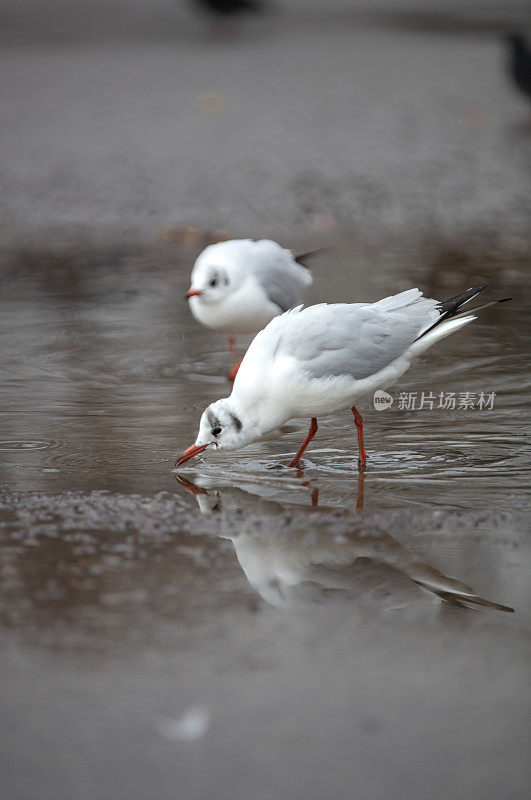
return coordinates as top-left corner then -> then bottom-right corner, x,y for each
194,0 -> 266,16
193,0 -> 270,36
506,33 -> 531,104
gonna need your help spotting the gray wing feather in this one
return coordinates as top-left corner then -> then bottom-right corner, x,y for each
254,260 -> 310,312
276,300 -> 439,380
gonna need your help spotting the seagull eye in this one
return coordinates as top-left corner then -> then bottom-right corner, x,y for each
212,426 -> 222,436
209,278 -> 218,287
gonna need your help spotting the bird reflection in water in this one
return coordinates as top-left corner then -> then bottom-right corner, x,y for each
176,471 -> 363,513
174,474 -> 513,613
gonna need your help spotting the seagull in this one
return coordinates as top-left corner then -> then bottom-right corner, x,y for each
186,239 -> 316,379
506,33 -> 531,105
176,283 -> 510,470
216,517 -> 514,612
174,477 -> 513,613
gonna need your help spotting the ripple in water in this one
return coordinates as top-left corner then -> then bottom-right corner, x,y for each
0,440 -> 58,451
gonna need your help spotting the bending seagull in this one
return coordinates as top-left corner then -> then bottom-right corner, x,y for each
176,283 -> 510,469
186,239 -> 315,379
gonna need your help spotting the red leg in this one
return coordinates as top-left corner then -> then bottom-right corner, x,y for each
227,360 -> 242,382
228,336 -> 238,368
289,418 -> 318,468
227,336 -> 241,381
351,405 -> 368,468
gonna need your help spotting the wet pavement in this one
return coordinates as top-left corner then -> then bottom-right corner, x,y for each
1,2 -> 531,798
1,237 -> 530,800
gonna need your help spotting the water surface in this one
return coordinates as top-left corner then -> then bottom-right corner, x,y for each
1,236 -> 530,800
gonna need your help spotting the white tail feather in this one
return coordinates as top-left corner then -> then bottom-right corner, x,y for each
374,288 -> 423,310
410,315 -> 476,357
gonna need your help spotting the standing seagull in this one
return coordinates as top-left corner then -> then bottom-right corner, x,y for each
186,239 -> 315,379
176,283 -> 510,469
506,33 -> 531,104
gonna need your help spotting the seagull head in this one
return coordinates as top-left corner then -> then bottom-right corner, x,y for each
186,240 -> 260,305
186,263 -> 231,304
187,241 -> 248,305
175,398 -> 255,466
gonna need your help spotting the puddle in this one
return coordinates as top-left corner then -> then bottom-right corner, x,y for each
0,234 -> 529,632
1,237 -> 529,510
0,235 -> 529,800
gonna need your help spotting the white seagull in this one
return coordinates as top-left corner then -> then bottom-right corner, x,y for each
176,283 -> 510,469
186,239 -> 315,379
216,519 -> 514,612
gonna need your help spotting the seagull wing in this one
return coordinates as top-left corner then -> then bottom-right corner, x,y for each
274,290 -> 440,380
251,241 -> 313,312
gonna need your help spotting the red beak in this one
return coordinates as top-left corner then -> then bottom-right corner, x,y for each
186,288 -> 202,298
175,442 -> 210,467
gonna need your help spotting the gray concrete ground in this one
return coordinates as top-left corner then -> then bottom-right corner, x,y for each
1,1 -> 530,243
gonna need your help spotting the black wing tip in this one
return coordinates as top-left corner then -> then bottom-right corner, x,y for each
498,603 -> 516,613
416,284 -> 509,341
480,600 -> 515,613
438,282 -> 488,316
475,600 -> 515,613
294,246 -> 330,268
437,591 -> 515,613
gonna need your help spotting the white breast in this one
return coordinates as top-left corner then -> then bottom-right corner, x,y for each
189,280 -> 280,334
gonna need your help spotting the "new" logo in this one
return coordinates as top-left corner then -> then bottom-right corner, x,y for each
373,390 -> 394,411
